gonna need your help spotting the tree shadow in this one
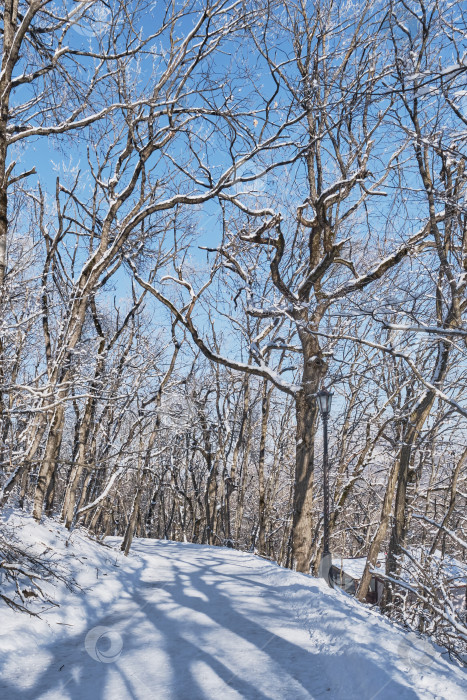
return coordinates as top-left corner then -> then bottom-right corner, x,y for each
0,540 -> 457,699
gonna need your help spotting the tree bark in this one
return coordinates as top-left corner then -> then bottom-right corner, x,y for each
258,381 -> 272,554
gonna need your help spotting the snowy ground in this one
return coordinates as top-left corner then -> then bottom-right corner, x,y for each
1,512 -> 466,699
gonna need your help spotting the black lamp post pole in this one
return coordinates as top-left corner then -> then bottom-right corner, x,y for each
322,409 -> 330,557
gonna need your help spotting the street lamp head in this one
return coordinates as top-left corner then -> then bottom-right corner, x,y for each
317,388 -> 333,417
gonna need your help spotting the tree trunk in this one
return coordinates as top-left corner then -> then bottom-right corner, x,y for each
32,404 -> 65,520
291,387 -> 319,572
356,453 -> 402,602
382,341 -> 451,607
258,381 -> 272,554
122,475 -> 146,555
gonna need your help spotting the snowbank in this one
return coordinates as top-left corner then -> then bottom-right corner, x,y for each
0,511 -> 466,699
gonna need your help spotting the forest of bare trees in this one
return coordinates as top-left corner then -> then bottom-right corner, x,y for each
1,0 -> 467,661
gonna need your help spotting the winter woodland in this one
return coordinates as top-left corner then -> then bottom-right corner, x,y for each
1,0 -> 467,664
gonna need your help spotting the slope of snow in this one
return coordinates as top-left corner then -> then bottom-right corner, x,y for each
0,511 -> 466,700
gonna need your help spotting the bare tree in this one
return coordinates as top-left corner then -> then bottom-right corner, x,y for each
131,0 -> 444,573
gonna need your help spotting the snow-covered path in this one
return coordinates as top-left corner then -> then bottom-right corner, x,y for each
1,515 -> 466,699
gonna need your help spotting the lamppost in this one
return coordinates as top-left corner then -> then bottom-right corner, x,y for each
317,388 -> 333,585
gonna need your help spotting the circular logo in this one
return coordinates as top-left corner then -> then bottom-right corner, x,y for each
85,626 -> 123,663
233,162 -> 269,197
397,634 -> 434,670
72,2 -> 111,39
